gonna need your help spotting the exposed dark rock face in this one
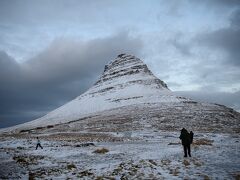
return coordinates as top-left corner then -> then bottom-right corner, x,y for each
95,54 -> 168,89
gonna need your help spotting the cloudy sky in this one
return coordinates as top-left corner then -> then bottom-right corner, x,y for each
0,0 -> 240,128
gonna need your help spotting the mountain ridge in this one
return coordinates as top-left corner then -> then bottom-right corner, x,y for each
1,54 -> 240,134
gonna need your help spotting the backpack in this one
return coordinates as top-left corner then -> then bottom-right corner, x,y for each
189,131 -> 194,144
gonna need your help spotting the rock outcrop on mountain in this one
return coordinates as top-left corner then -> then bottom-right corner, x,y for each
2,54 -> 240,134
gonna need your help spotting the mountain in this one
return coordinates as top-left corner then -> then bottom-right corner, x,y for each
2,54 -> 240,134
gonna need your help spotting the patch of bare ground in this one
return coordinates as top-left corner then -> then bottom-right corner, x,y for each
78,170 -> 94,178
160,159 -> 171,166
192,158 -> 203,167
13,155 -> 44,166
202,174 -> 211,180
193,172 -> 211,180
66,163 -> 77,170
183,159 -> 190,167
193,138 -> 214,146
148,159 -> 158,166
93,148 -> 109,154
29,167 -> 63,179
107,160 -> 164,179
169,167 -> 180,176
1,132 -> 127,142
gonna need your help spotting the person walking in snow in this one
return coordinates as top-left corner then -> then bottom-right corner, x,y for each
35,137 -> 43,150
179,128 -> 192,157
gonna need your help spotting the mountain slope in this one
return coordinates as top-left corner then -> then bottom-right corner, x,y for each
2,54 -> 240,134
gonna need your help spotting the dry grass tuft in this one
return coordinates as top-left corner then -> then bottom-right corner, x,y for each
193,138 -> 214,146
192,158 -> 203,167
13,156 -> 28,164
161,159 -> 171,166
13,155 -> 44,166
203,174 -> 210,180
67,163 -> 76,170
93,148 -> 109,154
169,167 -> 180,176
183,159 -> 190,166
149,159 -> 157,166
78,170 -> 94,177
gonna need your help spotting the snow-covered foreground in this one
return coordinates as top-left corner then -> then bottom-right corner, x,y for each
0,131 -> 239,179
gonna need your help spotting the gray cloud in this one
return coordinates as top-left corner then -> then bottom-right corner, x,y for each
160,0 -> 240,17
195,0 -> 240,7
0,32 -> 143,128
0,51 -> 21,82
194,30 -> 240,66
0,0 -> 114,25
171,7 -> 240,64
165,7 -> 240,93
169,32 -> 192,56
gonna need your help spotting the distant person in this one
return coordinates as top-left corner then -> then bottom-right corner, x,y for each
190,131 -> 194,144
179,128 -> 192,157
35,137 -> 43,150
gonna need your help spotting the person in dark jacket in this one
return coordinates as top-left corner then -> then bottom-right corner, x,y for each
179,128 -> 192,157
35,137 -> 43,150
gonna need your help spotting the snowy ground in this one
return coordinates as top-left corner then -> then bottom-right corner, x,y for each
0,131 -> 240,179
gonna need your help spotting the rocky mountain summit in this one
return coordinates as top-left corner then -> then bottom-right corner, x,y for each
2,54 -> 240,134
95,53 -> 168,89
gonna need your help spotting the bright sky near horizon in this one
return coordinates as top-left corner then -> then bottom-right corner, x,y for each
0,0 -> 240,127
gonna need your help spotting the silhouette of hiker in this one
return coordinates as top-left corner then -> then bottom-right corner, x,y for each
179,128 -> 193,157
35,137 -> 43,150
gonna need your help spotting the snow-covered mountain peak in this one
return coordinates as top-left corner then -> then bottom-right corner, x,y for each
2,54 -> 174,131
2,54 -> 239,134
94,54 -> 168,90
104,54 -> 148,73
